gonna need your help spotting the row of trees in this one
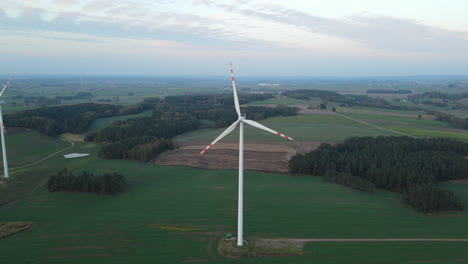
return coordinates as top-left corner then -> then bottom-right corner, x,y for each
47,169 -> 125,195
282,90 -> 346,102
366,89 -> 412,94
289,136 -> 468,212
13,92 -> 94,107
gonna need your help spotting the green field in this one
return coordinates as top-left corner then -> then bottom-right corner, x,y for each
175,114 -> 397,143
1,152 -> 468,263
340,112 -> 468,140
1,130 -> 71,169
86,110 -> 153,133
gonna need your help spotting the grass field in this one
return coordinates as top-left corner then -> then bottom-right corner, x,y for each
86,110 -> 153,133
1,130 -> 71,169
175,114 -> 398,143
340,112 -> 468,140
1,156 -> 468,263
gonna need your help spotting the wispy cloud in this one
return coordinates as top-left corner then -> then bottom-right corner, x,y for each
0,1 -> 257,44
233,2 -> 468,54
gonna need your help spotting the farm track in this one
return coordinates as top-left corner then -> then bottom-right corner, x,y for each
291,238 -> 468,242
5,138 -> 75,173
335,112 -> 417,137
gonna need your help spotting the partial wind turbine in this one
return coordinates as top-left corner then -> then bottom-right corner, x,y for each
0,79 -> 12,178
199,64 -> 296,246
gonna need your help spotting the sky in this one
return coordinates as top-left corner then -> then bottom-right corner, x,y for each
1,0 -> 467,76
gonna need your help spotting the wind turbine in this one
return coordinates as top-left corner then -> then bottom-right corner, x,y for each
199,64 -> 296,246
0,78 -> 12,178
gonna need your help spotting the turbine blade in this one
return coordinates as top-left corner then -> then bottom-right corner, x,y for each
0,78 -> 12,97
199,120 -> 240,155
243,119 -> 296,141
230,63 -> 241,117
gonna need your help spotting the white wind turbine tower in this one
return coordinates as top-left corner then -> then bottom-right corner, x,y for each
0,78 -> 12,178
199,64 -> 296,246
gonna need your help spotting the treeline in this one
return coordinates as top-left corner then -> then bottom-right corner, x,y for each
283,89 -> 418,111
47,169 -> 125,195
98,137 -> 173,161
162,93 -> 280,128
85,114 -> 198,143
408,91 -> 468,102
282,90 -> 346,102
289,136 -> 468,212
241,105 -> 297,121
420,100 -> 448,107
426,110 -> 468,130
4,103 -> 122,136
14,92 -> 93,106
367,89 -> 412,94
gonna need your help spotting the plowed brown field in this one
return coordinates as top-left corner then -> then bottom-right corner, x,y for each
153,140 -> 326,173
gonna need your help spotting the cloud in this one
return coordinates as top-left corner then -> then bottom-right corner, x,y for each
53,0 -> 80,8
0,4 -> 247,46
236,3 -> 468,54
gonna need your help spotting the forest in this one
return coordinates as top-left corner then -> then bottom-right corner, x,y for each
47,169 -> 126,195
289,136 -> 468,213
4,103 -> 122,136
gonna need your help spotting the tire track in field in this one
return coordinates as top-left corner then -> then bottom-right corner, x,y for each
2,138 -> 75,173
335,112 -> 418,138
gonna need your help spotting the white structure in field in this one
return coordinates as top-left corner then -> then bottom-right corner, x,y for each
64,153 -> 90,159
199,64 -> 296,246
0,79 -> 12,178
